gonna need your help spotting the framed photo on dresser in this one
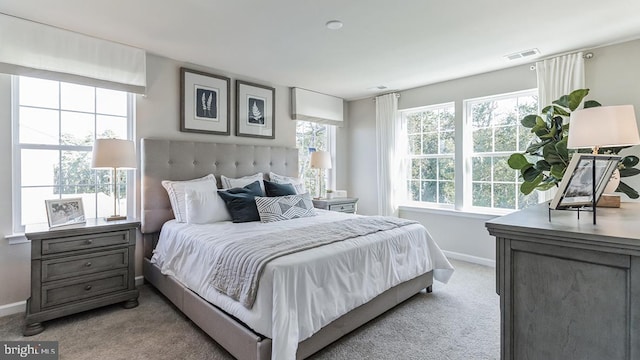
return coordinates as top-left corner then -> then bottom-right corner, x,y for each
550,154 -> 621,209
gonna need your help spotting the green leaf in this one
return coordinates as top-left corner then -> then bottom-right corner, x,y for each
521,115 -> 539,128
555,138 -> 569,163
508,153 -> 531,170
520,174 -> 543,195
620,168 -> 640,177
617,181 -> 639,199
583,100 -> 601,109
522,167 -> 542,182
552,106 -> 570,117
543,143 -> 563,165
552,95 -> 570,109
567,89 -> 590,111
550,164 -> 566,179
526,141 -> 548,154
622,155 -> 640,168
534,160 -> 551,171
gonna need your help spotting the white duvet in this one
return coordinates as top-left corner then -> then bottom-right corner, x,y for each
151,210 -> 454,360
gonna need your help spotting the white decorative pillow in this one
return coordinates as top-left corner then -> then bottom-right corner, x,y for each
185,185 -> 231,224
269,172 -> 306,194
161,174 -> 217,222
255,194 -> 316,223
221,173 -> 265,194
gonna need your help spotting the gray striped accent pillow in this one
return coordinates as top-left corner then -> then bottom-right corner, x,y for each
255,194 -> 316,223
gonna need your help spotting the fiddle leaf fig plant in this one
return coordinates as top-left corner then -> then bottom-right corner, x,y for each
508,88 -> 640,199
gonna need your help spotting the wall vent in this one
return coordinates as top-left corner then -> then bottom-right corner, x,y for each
504,48 -> 540,61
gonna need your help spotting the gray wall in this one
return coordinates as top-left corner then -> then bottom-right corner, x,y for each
348,39 -> 640,263
0,52 -> 349,308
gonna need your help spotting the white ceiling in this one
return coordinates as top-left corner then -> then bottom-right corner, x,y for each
2,0 -> 640,100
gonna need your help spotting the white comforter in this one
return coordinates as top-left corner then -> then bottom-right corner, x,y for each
151,210 -> 454,360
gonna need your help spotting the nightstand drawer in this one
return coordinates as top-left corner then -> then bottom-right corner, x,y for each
41,231 -> 130,255
328,203 -> 356,213
41,249 -> 129,282
41,269 -> 128,308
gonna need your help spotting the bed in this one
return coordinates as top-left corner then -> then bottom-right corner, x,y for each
140,138 -> 454,360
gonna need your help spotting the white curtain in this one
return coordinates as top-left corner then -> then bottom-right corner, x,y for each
535,52 -> 585,201
375,93 -> 407,216
536,52 -> 585,112
0,13 -> 146,93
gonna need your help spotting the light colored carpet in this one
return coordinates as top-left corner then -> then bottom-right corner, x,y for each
0,259 -> 499,359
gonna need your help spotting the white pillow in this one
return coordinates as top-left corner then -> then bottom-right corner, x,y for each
185,185 -> 231,224
269,172 -> 306,194
161,174 -> 217,222
220,173 -> 265,194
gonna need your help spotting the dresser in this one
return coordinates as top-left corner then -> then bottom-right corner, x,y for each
24,219 -> 140,336
312,197 -> 358,214
486,203 -> 640,360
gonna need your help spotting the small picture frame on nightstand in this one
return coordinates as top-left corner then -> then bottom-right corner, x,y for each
45,198 -> 86,228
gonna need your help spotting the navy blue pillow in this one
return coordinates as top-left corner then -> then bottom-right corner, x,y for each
264,180 -> 297,197
217,181 -> 264,223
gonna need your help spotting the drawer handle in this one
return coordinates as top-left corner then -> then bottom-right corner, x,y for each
85,285 -> 92,291
85,262 -> 92,267
85,239 -> 93,245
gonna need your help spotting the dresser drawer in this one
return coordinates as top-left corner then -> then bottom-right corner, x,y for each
41,248 -> 129,282
328,203 -> 356,213
41,231 -> 130,255
41,269 -> 128,308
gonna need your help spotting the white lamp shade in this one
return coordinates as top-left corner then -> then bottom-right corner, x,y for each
91,139 -> 137,169
309,150 -> 332,169
568,105 -> 640,149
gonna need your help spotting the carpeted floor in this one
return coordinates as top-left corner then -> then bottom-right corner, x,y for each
0,259 -> 499,359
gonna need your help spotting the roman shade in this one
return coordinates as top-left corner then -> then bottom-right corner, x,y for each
0,14 -> 146,94
291,87 -> 344,127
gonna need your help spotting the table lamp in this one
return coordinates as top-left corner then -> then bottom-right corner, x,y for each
310,150 -> 332,199
568,105 -> 640,204
91,139 -> 136,221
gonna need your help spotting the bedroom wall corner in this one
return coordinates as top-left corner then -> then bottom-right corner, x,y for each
0,74 -> 32,308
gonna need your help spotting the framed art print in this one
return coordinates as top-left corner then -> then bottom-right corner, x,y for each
236,80 -> 275,139
180,68 -> 231,135
550,154 -> 621,210
45,198 -> 86,228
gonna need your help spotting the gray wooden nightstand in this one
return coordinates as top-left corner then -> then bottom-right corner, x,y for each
24,218 -> 140,336
312,197 -> 359,214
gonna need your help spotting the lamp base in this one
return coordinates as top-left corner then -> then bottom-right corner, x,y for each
104,215 -> 127,222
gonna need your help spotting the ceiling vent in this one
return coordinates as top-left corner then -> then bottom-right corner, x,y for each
504,48 -> 540,61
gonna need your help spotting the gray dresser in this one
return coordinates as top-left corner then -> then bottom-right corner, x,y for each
312,197 -> 358,214
24,219 -> 140,336
486,203 -> 640,360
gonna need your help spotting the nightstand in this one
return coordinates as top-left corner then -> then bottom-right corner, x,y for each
312,197 -> 359,214
24,218 -> 140,336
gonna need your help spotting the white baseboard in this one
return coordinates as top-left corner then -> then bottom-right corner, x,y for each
0,276 -> 146,319
0,300 -> 25,317
443,250 -> 495,268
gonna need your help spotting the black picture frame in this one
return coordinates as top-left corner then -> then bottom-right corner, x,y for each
236,80 -> 275,139
550,154 -> 621,210
180,68 -> 231,135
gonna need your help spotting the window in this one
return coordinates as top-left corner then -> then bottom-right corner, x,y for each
400,89 -> 538,213
465,90 -> 538,210
12,76 -> 134,232
404,103 -> 455,206
295,121 -> 335,196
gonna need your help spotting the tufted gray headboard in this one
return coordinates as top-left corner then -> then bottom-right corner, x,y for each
140,138 -> 299,235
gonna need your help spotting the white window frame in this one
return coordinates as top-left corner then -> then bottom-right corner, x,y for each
295,121 -> 336,194
401,102 -> 456,209
11,76 -> 135,235
462,88 -> 539,213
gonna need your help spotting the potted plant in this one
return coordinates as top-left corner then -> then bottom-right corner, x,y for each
325,189 -> 334,199
508,89 -> 639,198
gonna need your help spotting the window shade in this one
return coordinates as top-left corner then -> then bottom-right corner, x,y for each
0,14 -> 146,94
291,87 -> 344,127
